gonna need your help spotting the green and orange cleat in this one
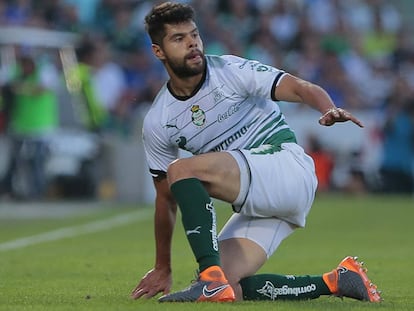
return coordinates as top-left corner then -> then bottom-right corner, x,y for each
158,265 -> 235,302
323,256 -> 382,302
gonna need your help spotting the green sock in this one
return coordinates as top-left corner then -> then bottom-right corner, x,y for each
240,274 -> 331,300
170,178 -> 220,272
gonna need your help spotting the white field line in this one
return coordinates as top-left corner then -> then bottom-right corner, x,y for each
0,209 -> 152,252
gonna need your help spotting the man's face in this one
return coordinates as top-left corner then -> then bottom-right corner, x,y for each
153,21 -> 205,78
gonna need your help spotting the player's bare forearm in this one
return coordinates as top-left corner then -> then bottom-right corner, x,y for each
275,74 -> 364,128
135,196 -> 176,298
275,74 -> 335,112
131,177 -> 176,300
154,195 -> 177,271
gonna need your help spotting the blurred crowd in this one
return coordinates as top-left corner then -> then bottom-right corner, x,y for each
0,0 -> 413,200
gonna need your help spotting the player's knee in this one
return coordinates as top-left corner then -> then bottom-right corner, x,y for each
167,158 -> 194,184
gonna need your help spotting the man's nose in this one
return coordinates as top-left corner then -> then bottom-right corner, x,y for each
187,36 -> 197,48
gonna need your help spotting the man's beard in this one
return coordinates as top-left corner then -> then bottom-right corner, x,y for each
166,51 -> 205,78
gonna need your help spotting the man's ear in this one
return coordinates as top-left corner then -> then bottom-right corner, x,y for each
152,44 -> 165,61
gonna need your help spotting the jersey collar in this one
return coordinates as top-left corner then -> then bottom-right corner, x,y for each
167,64 -> 207,101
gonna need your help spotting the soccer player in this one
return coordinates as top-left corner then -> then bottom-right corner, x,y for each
131,1 -> 381,303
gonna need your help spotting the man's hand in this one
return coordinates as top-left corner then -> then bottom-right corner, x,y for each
319,108 -> 364,128
131,268 -> 172,299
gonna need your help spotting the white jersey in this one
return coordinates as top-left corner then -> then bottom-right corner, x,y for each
143,54 -> 297,177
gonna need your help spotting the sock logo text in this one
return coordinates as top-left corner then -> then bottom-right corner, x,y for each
205,201 -> 218,251
257,281 -> 317,300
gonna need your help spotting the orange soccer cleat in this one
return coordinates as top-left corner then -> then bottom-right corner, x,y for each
323,256 -> 382,302
158,265 -> 235,303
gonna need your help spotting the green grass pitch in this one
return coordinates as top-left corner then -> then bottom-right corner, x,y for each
0,193 -> 413,311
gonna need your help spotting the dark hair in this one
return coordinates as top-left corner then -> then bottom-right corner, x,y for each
144,2 -> 195,45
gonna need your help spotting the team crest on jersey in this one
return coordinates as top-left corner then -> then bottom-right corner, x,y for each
191,105 -> 206,126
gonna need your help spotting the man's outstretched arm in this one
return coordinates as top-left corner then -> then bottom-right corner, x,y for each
274,74 -> 364,128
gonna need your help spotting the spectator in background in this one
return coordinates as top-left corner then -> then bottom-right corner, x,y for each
216,0 -> 256,55
314,51 -> 363,109
345,150 -> 369,194
245,12 -> 282,67
41,1 -> 82,32
267,0 -> 302,51
71,36 -> 108,132
89,37 -> 130,135
352,0 -> 401,61
93,0 -> 120,38
391,29 -> 414,90
345,0 -> 401,35
306,134 -> 334,192
3,0 -> 31,25
72,35 -> 138,136
305,0 -> 344,35
0,81 -> 12,134
0,53 -> 59,199
122,48 -> 165,111
288,32 -> 323,82
105,3 -> 142,55
379,76 -> 414,194
62,0 -> 100,27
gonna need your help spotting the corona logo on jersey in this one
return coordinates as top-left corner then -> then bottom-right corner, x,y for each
191,105 -> 206,126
